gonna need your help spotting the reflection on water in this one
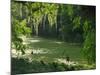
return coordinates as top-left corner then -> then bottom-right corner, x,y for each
55,58 -> 78,66
30,48 -> 48,54
28,39 -> 40,43
54,41 -> 63,44
12,48 -> 49,58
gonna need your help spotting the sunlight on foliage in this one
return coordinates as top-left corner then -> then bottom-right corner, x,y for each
11,1 -> 96,74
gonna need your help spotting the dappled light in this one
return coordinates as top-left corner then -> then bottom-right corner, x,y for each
30,48 -> 48,54
11,1 -> 96,74
56,58 -> 78,66
54,41 -> 64,44
28,39 -> 40,43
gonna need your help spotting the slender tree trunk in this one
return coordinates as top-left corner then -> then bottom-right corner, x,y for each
19,3 -> 22,19
43,14 -> 47,31
60,5 -> 64,41
36,24 -> 38,36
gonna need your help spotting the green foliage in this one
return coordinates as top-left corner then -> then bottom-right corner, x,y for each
83,20 -> 91,34
20,19 -> 31,35
11,0 -> 96,66
83,30 -> 96,64
81,18 -> 96,64
67,5 -> 74,18
12,19 -> 31,35
12,57 -> 95,74
73,16 -> 81,30
11,1 -> 31,53
12,18 -> 31,52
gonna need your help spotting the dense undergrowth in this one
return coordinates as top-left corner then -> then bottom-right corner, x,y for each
11,57 -> 95,74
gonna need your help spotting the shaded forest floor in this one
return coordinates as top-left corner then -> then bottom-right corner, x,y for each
12,36 -> 95,74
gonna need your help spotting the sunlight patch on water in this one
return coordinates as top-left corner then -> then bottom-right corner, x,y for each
25,48 -> 48,54
55,58 -> 78,65
29,39 -> 40,43
54,41 -> 63,44
22,42 -> 30,45
32,48 -> 48,54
